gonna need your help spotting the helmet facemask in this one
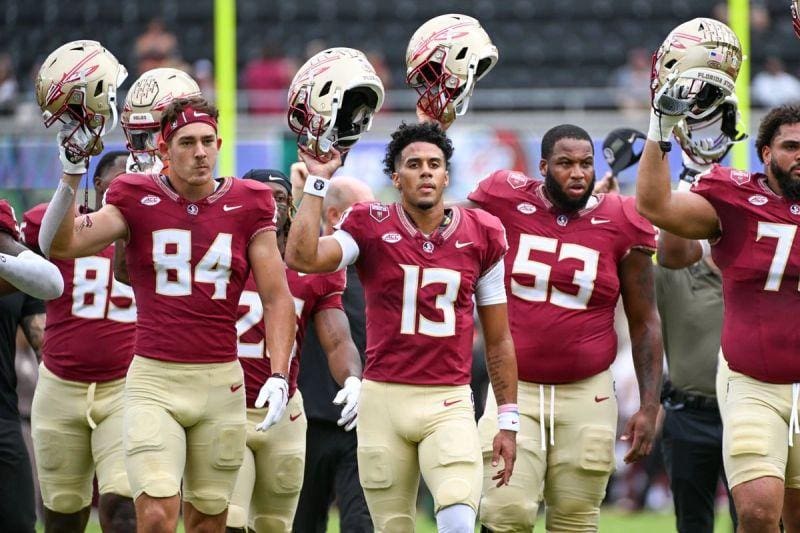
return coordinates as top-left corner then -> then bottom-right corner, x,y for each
674,96 -> 748,165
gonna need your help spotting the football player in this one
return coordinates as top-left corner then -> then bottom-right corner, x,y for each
286,121 -> 518,532
22,151 -> 137,532
638,17 -> 800,532
0,199 -> 49,531
227,169 -> 362,533
0,198 -> 62,299
462,123 -> 663,532
37,84 -> 296,532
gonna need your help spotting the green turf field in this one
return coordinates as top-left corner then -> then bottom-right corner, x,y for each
44,507 -> 734,532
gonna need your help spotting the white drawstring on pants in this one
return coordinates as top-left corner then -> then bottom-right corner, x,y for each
538,384 -> 555,451
789,383 -> 800,447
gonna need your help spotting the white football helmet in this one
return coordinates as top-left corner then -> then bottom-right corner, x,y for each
406,14 -> 498,121
36,40 -> 127,157
121,68 -> 201,170
651,17 -> 742,120
673,94 -> 748,165
287,47 -> 384,159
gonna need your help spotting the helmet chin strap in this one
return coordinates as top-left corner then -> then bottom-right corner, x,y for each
454,58 -> 477,117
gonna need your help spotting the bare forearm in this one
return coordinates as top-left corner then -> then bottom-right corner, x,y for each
21,313 -> 45,356
113,239 -> 130,284
486,337 -> 518,406
285,196 -> 324,272
263,294 -> 296,375
657,231 -> 703,269
635,141 -> 674,224
630,320 -> 663,408
327,344 -> 362,385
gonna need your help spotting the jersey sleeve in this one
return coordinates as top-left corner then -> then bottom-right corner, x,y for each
20,204 -> 46,250
313,270 -> 346,313
467,170 -> 506,209
334,202 -> 374,251
0,200 -> 19,240
246,181 -> 278,243
620,195 -> 657,255
690,164 -> 736,211
103,174 -> 137,221
477,209 -> 509,274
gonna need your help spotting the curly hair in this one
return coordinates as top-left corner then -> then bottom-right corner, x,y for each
755,105 -> 800,163
382,122 -> 454,176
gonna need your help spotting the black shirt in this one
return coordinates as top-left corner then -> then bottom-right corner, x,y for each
0,292 -> 44,421
298,265 -> 366,423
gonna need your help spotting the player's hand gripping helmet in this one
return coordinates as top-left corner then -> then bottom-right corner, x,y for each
36,40 -> 128,158
651,18 -> 742,120
287,47 -> 384,160
673,94 -> 748,165
121,68 -> 201,170
406,14 -> 498,123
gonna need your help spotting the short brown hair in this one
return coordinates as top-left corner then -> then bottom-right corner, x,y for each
755,105 -> 800,163
159,97 -> 219,133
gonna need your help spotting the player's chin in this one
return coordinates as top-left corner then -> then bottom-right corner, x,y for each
415,198 -> 436,211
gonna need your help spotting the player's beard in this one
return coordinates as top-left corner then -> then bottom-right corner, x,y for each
544,170 -> 595,212
770,159 -> 800,201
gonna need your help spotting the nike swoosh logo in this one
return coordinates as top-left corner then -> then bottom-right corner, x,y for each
590,218 -> 610,225
223,204 -> 242,212
594,395 -> 610,402
443,399 -> 463,407
289,413 -> 302,422
454,241 -> 472,249
230,383 -> 243,393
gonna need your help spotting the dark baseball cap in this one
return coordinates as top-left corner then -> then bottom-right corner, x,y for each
242,168 -> 291,195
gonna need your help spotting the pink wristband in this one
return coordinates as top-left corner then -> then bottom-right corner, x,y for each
498,403 -> 519,414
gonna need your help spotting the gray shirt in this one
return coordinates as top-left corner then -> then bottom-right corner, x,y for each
655,259 -> 723,398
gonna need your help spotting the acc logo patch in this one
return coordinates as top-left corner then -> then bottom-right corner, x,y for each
369,203 -> 390,223
730,170 -> 750,186
748,195 -> 768,206
506,171 -> 530,190
516,202 -> 536,215
140,195 -> 161,206
382,232 -> 402,243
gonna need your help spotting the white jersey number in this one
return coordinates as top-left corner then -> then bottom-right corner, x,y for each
72,256 -> 136,322
236,290 -> 303,359
400,265 -> 461,337
152,230 -> 233,299
756,222 -> 798,292
511,234 -> 600,310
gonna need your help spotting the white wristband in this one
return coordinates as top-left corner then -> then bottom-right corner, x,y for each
497,410 -> 520,432
647,110 -> 683,144
303,175 -> 331,198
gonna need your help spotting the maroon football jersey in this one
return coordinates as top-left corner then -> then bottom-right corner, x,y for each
22,204 -> 136,381
237,268 -> 345,408
0,200 -> 18,239
469,170 -> 656,384
336,203 -> 507,386
104,173 -> 277,363
692,165 -> 800,383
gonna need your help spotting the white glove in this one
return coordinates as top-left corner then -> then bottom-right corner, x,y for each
255,376 -> 289,431
57,121 -> 96,175
332,376 -> 361,431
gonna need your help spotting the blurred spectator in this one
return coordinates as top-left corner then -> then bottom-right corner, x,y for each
192,59 -> 215,102
752,57 -> 800,107
135,18 -> 179,74
242,44 -> 296,114
0,54 -> 18,115
611,49 -> 652,112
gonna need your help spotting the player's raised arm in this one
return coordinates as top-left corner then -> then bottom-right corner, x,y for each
0,209 -> 63,299
285,149 -> 347,273
636,18 -> 744,240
